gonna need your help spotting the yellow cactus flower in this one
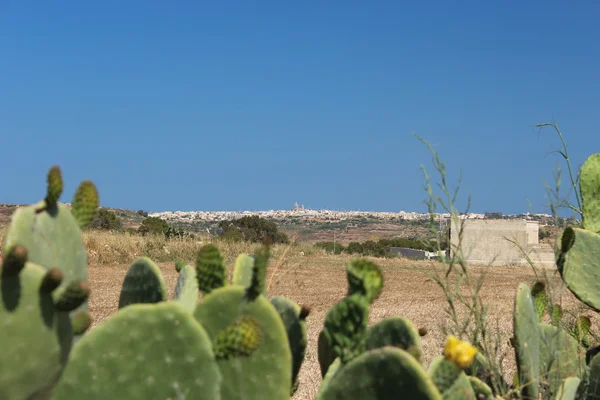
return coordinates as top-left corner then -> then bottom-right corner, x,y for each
444,335 -> 477,369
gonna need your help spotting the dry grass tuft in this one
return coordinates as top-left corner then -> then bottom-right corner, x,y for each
81,229 -> 314,266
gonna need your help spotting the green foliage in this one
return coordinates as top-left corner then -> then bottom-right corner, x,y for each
165,226 -> 195,239
218,215 -> 289,244
137,216 -> 169,236
346,241 -> 364,254
136,209 -> 149,217
88,208 -> 123,230
538,226 -> 551,240
314,241 -> 346,254
316,236 -> 444,258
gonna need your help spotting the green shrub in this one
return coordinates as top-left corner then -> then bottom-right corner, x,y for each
88,208 -> 123,231
217,215 -> 289,244
314,241 -> 345,255
165,226 -> 195,240
346,242 -> 364,254
137,217 -> 169,236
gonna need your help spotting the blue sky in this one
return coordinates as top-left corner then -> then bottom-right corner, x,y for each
2,1 -> 599,215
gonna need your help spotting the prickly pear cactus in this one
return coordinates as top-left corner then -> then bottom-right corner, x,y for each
271,296 -> 309,394
556,227 -> 600,312
196,244 -> 227,294
0,245 -> 75,400
580,153 -> 600,233
318,329 -> 338,378
538,323 -> 585,398
555,376 -> 581,400
316,347 -> 442,400
245,244 -> 269,301
173,263 -> 199,312
467,376 -> 493,400
577,350 -> 600,399
429,358 -> 476,399
513,283 -> 541,400
118,257 -> 167,309
365,316 -> 423,362
3,166 -> 97,316
194,285 -> 292,400
346,258 -> 383,303
232,253 -> 255,289
317,356 -> 342,394
53,301 -> 222,400
556,153 -> 600,312
322,293 -> 370,365
531,281 -> 548,322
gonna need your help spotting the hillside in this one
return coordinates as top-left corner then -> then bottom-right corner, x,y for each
1,202 -> 564,245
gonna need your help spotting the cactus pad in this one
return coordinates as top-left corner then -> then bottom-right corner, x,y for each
467,376 -> 493,400
0,256 -> 73,400
365,316 -> 423,362
232,253 -> 255,288
316,347 -> 442,400
118,257 -> 167,309
4,201 -> 89,314
513,283 -> 541,400
556,227 -> 600,312
580,153 -> 600,233
271,296 -> 308,392
346,258 -> 383,303
70,180 -> 100,229
173,264 -> 199,312
52,301 -> 222,400
428,355 -> 463,394
45,165 -> 63,208
323,293 -> 370,364
194,285 -> 292,400
539,323 -> 585,398
245,244 -> 269,301
531,281 -> 547,322
196,244 -> 226,294
555,377 -> 581,400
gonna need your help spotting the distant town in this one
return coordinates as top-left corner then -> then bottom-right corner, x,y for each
147,201 -> 556,224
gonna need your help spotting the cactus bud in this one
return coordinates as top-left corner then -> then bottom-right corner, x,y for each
1,245 -> 28,277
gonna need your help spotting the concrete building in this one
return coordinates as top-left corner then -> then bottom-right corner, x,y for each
450,218 -> 554,267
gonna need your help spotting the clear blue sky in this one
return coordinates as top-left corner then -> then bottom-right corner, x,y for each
2,1 -> 599,215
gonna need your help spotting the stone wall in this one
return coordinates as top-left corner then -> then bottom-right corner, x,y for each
450,219 -> 548,266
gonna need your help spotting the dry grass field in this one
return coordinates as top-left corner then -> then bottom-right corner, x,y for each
0,226 -> 594,399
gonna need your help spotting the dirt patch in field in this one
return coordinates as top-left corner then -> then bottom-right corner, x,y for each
87,256 -> 589,400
